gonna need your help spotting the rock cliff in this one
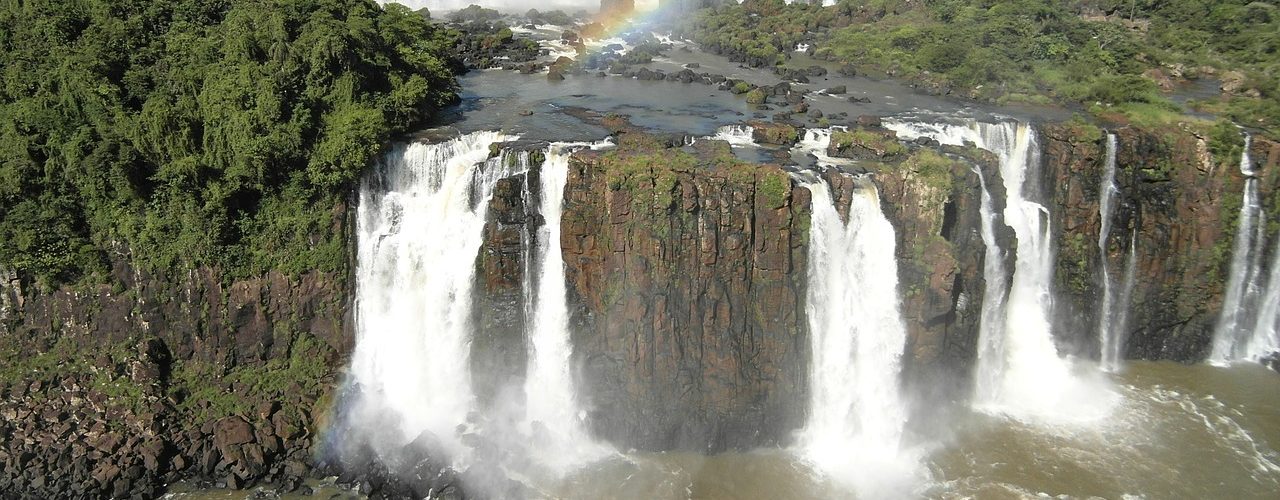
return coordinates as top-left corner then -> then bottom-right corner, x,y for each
1045,124 -> 1280,362
559,138 -> 810,452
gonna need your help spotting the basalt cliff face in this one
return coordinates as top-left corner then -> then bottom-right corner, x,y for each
1045,125 -> 1280,362
472,138 -> 812,452
2,121 -> 1278,497
0,253 -> 351,498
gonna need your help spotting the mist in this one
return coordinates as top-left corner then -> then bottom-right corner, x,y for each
385,0 -> 662,14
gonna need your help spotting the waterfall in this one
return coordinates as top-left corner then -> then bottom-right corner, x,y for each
349,131 -> 519,457
795,127 -> 855,168
1098,133 -> 1124,372
797,172 -> 920,495
1212,133 -> 1278,363
712,125 -> 757,147
522,143 -> 612,471
1110,228 -> 1139,369
970,166 -> 1010,406
1248,237 -> 1280,359
885,120 -> 1113,421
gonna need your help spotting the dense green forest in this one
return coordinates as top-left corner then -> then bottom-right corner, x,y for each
680,0 -> 1279,133
0,0 -> 460,290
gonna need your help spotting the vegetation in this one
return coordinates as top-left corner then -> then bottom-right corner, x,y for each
448,4 -> 502,23
831,128 -> 908,157
0,0 -> 461,290
900,149 -> 956,194
680,0 -> 1280,134
525,9 -> 576,27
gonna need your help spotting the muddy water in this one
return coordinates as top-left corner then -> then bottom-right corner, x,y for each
166,362 -> 1280,499
552,362 -> 1280,499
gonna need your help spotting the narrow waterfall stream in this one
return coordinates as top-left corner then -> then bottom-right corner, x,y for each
1211,133 -> 1279,364
1097,132 -> 1124,372
1111,228 -> 1139,368
350,131 -> 520,457
796,172 -> 922,496
523,144 -> 612,472
885,120 -> 1114,422
1249,236 -> 1280,359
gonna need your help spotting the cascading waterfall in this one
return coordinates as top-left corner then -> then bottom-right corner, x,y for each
712,125 -> 757,147
349,131 -> 519,457
348,132 -> 614,485
1097,133 -> 1124,372
1248,237 -> 1280,359
1211,133 -> 1279,363
795,127 -> 855,168
970,166 -> 1011,405
796,172 -> 921,495
885,119 -> 1113,421
522,143 -> 612,472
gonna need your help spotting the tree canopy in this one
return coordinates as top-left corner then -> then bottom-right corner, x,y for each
0,0 -> 461,289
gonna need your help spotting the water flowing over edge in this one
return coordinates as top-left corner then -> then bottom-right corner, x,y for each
793,170 -> 924,497
523,142 -> 616,472
350,130 -> 518,460
884,119 -> 1116,423
1211,133 -> 1280,364
347,131 -> 615,489
1098,132 -> 1124,372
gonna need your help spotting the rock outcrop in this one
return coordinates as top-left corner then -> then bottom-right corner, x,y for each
0,213 -> 352,498
874,146 -> 1003,398
558,137 -> 811,452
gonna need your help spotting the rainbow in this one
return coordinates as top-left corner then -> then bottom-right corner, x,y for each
578,0 -> 685,48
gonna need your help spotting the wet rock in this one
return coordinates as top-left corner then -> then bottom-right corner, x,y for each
824,85 -> 846,95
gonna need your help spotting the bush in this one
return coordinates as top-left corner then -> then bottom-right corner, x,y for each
0,0 -> 461,288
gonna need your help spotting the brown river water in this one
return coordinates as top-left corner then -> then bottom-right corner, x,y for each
167,362 -> 1280,499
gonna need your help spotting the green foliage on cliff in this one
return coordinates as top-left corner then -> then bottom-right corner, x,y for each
759,170 -> 791,209
832,128 -> 907,157
0,0 -> 460,290
900,149 -> 956,194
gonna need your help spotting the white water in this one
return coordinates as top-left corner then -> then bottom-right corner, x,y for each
970,166 -> 1011,409
711,125 -> 757,147
1111,228 -> 1139,369
350,131 -> 519,458
1213,133 -> 1280,364
885,120 -> 1114,422
1248,236 -> 1280,360
794,127 -> 855,168
523,143 -> 613,472
797,173 -> 921,496
1098,133 -> 1124,372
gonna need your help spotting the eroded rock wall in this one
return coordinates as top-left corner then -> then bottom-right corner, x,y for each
1045,124 -> 1280,362
558,142 -> 811,452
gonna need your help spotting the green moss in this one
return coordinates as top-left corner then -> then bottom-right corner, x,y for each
900,149 -> 955,193
1206,119 -> 1245,164
759,170 -> 790,209
1057,232 -> 1091,295
746,88 -> 768,105
831,128 -> 908,158
1064,114 -> 1104,144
